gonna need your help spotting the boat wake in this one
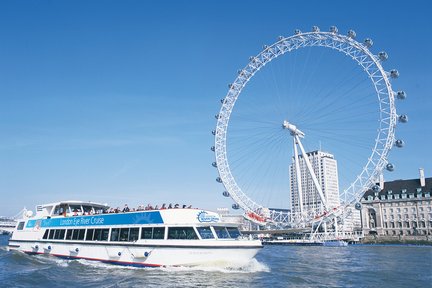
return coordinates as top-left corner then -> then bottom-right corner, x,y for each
162,258 -> 270,273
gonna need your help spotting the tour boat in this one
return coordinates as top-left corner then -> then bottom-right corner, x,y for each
8,200 -> 262,267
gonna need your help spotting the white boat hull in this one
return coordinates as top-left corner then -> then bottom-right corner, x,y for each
9,239 -> 262,267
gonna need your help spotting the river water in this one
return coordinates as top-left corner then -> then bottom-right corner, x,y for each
1,235 -> 431,288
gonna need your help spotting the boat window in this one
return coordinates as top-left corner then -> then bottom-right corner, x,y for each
213,227 -> 230,239
196,227 -> 214,239
110,228 -> 120,241
167,227 -> 198,240
93,229 -> 101,240
70,205 -> 82,216
153,227 -> 165,239
71,229 -> 85,240
66,229 -> 73,240
43,229 -> 49,239
17,222 -> 25,230
129,228 -> 139,241
141,228 -> 153,239
86,229 -> 95,240
226,227 -> 241,239
99,229 -> 109,241
54,229 -> 65,240
49,229 -> 55,239
77,229 -> 85,240
54,205 -> 68,216
82,205 -> 93,214
119,228 -> 129,241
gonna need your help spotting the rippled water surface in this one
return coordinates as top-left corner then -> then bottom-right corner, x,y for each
1,235 -> 431,287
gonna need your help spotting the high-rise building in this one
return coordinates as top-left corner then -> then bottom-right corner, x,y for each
290,150 -> 340,214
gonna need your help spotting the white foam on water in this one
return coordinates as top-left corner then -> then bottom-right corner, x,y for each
162,258 -> 270,274
75,258 -> 140,270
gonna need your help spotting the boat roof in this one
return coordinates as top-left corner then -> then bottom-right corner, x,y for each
38,200 -> 110,209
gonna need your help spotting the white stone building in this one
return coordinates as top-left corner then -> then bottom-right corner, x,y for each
361,169 -> 432,238
290,150 -> 340,215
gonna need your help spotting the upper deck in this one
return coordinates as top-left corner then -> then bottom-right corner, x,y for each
21,200 -> 227,230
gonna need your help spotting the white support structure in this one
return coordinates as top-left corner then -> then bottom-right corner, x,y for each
285,120 -> 328,212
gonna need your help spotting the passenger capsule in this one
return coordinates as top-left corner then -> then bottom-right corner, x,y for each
263,45 -> 268,49
222,191 -> 230,197
212,130 -> 216,136
232,204 -> 240,210
216,177 -> 222,183
212,162 -> 217,168
372,185 -> 381,192
220,98 -> 226,104
312,26 -> 320,32
294,29 -> 301,35
386,163 -> 395,172
396,91 -> 406,100
395,139 -> 404,148
355,203 -> 362,210
228,83 -> 233,88
249,56 -> 255,61
347,30 -> 356,38
364,38 -> 373,48
390,69 -> 399,79
210,146 -> 215,152
378,51 -> 388,61
398,114 -> 408,123
278,36 -> 284,40
330,26 -> 338,33
215,114 -> 220,119
237,69 -> 243,75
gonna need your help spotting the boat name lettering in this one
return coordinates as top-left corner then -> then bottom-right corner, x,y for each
59,217 -> 104,226
197,211 -> 220,223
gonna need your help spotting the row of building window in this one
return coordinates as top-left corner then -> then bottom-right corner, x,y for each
41,226 -> 241,242
366,193 -> 431,201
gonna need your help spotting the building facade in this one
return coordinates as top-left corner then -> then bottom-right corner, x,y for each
290,150 -> 340,214
361,170 -> 432,238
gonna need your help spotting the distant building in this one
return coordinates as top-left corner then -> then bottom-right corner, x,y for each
361,169 -> 432,238
290,150 -> 340,214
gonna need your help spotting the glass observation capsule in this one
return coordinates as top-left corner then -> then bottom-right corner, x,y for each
399,114 -> 408,123
222,191 -> 230,197
364,38 -> 373,48
372,185 -> 381,192
396,91 -> 406,100
312,26 -> 320,32
212,162 -> 217,167
294,29 -> 301,35
355,203 -> 362,210
390,69 -> 399,79
347,30 -> 356,38
212,130 -> 216,135
210,146 -> 215,152
216,177 -> 222,183
330,26 -> 338,33
395,139 -> 404,148
232,204 -> 240,209
386,163 -> 395,171
378,51 -> 388,61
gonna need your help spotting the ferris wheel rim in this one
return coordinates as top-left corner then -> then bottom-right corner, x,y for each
214,28 -> 398,226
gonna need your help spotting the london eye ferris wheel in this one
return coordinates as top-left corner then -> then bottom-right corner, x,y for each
211,26 -> 407,228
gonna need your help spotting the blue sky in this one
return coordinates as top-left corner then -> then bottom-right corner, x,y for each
1,0 -> 431,216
